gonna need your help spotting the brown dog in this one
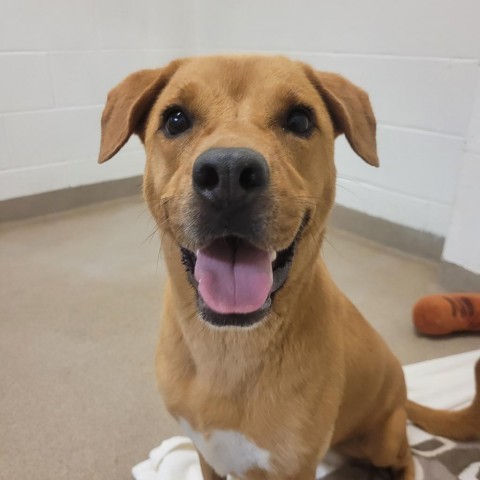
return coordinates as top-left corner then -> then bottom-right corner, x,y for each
98,55 -> 480,480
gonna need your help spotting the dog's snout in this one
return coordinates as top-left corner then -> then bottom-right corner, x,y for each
192,148 -> 269,207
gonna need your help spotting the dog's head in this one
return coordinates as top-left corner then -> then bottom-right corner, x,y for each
99,55 -> 377,328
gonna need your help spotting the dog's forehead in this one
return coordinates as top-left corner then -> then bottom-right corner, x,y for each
172,56 -> 312,98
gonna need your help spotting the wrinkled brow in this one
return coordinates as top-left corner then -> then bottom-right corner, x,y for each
272,84 -> 317,109
159,78 -> 319,121
162,81 -> 202,105
266,85 -> 318,122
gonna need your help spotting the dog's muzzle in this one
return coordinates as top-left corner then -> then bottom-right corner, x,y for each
180,147 -> 304,327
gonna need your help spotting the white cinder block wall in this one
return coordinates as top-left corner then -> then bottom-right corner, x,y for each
443,76 -> 480,274
0,0 -> 195,201
1,0 -> 479,273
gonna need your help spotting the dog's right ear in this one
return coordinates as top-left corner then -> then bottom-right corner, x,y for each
98,60 -> 182,164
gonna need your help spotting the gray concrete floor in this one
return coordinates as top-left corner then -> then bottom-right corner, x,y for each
1,197 -> 479,480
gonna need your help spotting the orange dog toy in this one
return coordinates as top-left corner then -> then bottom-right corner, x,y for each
413,293 -> 480,335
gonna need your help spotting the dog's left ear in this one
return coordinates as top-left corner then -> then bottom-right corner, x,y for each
98,60 -> 182,164
304,67 -> 379,167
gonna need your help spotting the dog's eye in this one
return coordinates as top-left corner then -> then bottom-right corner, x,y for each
285,108 -> 313,136
163,108 -> 191,136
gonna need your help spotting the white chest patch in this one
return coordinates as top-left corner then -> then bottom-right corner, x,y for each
179,418 -> 271,477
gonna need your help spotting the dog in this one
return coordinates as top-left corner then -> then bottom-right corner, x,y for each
98,55 -> 480,480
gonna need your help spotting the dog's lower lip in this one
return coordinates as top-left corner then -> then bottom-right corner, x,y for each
180,236 -> 298,327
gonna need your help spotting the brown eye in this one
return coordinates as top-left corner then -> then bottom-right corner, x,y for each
163,108 -> 191,136
285,108 -> 313,136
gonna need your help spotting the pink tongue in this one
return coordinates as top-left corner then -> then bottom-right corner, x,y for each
194,239 -> 273,314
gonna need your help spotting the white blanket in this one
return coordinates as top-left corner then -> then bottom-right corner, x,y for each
132,349 -> 480,480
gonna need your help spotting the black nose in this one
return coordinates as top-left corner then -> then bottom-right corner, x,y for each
192,148 -> 269,207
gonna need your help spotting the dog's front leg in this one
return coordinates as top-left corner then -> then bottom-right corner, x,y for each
198,452 -> 226,480
198,456 -> 317,480
273,466 -> 317,480
239,467 -> 317,480
244,464 -> 317,480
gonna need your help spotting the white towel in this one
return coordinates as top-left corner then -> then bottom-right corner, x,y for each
133,349 -> 480,480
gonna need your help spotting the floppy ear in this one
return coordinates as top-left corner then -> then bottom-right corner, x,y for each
304,67 -> 379,167
98,60 -> 182,164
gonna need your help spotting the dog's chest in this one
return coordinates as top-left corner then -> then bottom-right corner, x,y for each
179,418 -> 271,477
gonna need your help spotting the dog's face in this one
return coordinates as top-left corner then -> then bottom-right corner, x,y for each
99,55 -> 378,328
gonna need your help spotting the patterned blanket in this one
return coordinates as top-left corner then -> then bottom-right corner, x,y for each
318,427 -> 480,479
133,350 -> 480,480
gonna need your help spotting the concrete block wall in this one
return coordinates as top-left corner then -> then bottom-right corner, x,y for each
1,0 -> 479,247
0,0 -> 194,201
443,75 -> 480,274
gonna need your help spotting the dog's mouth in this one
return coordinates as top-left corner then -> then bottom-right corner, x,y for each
180,216 -> 308,327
